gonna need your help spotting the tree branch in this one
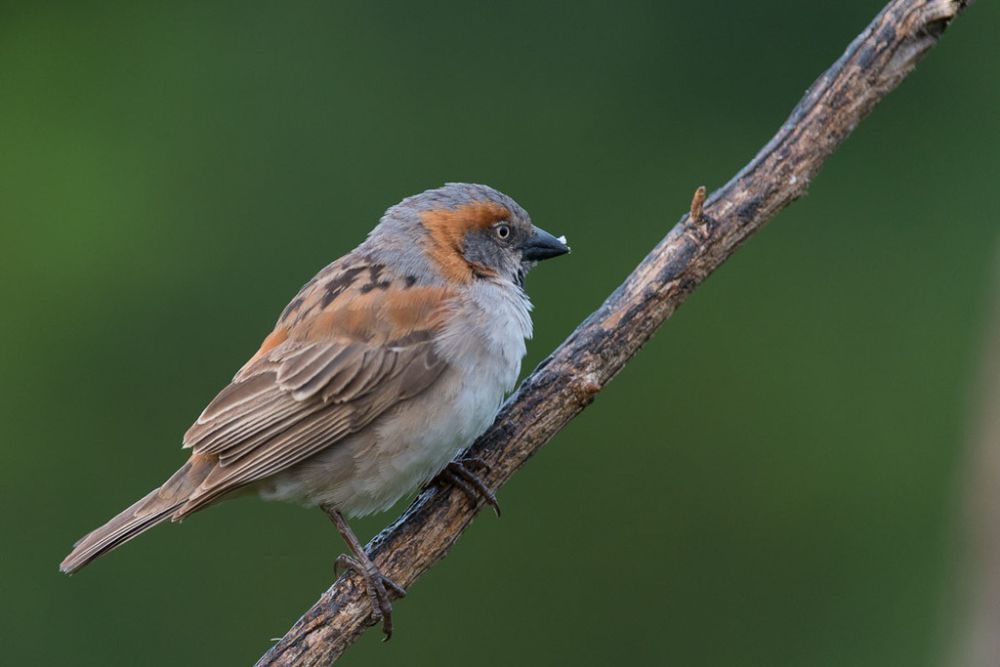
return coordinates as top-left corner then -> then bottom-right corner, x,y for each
256,1 -> 972,664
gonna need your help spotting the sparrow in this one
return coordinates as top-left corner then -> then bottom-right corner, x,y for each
60,182 -> 569,638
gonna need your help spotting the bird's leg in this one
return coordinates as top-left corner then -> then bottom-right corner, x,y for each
321,505 -> 406,641
435,458 -> 501,517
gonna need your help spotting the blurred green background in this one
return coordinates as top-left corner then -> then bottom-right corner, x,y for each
2,1 -> 998,665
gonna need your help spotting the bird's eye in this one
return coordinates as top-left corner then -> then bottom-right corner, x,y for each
495,223 -> 511,240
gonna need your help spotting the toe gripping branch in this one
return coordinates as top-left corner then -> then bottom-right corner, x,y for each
323,506 -> 407,641
436,458 -> 501,518
320,457 -> 501,640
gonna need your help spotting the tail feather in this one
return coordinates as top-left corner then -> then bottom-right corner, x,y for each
60,457 -> 214,574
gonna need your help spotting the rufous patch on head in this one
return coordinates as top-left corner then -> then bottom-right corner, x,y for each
420,201 -> 511,283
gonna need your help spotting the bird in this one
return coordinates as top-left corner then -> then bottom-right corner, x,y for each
60,182 -> 569,639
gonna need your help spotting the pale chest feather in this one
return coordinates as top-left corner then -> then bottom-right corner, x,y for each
264,281 -> 533,516
437,280 -> 533,399
352,282 -> 533,505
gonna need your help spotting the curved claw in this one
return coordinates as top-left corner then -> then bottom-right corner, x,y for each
323,506 -> 407,640
440,460 -> 501,518
334,553 -> 406,639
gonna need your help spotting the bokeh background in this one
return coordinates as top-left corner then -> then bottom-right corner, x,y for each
3,1 -> 998,665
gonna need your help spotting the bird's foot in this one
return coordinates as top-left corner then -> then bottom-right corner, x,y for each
323,505 -> 406,640
334,553 -> 406,640
436,458 -> 501,517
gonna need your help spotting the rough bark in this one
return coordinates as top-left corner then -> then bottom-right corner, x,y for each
256,1 -> 973,664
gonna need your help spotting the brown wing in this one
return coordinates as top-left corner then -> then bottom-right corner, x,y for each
174,254 -> 456,516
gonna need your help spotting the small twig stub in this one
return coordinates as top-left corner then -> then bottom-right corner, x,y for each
689,185 -> 707,224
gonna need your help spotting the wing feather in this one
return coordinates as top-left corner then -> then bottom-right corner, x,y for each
173,254 -> 456,518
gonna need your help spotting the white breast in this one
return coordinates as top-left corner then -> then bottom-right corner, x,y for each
261,281 -> 533,517
435,279 -> 533,399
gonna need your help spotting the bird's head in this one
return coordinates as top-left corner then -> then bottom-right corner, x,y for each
368,183 -> 569,286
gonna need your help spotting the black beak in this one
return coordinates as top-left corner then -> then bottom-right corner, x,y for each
522,226 -> 570,262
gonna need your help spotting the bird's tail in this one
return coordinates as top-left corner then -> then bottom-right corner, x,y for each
59,456 -> 214,574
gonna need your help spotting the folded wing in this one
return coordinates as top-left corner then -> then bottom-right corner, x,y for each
177,255 -> 456,515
